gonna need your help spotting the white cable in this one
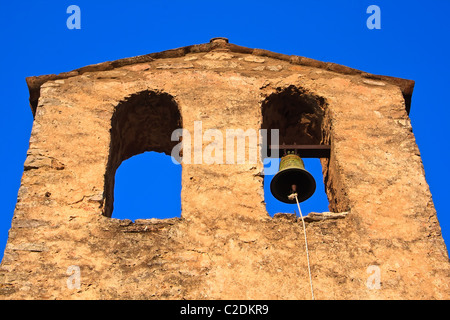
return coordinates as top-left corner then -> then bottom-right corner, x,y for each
290,192 -> 315,300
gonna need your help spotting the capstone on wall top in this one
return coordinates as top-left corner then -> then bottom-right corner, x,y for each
25,37 -> 415,116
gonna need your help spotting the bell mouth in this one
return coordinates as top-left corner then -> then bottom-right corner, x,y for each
270,167 -> 316,204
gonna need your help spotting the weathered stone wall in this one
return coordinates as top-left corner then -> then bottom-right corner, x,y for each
0,40 -> 448,299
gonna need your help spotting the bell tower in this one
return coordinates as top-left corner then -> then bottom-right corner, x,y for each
0,38 -> 448,299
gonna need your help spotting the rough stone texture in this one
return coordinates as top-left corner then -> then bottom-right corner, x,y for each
0,39 -> 448,299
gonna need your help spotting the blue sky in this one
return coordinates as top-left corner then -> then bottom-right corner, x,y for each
0,1 -> 449,261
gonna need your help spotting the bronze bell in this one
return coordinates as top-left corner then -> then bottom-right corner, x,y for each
270,151 -> 316,204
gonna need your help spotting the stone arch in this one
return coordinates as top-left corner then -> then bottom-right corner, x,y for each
261,85 -> 326,149
103,90 -> 182,218
261,85 -> 350,214
260,85 -> 343,213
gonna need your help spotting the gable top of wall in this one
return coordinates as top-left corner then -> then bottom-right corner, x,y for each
25,37 -> 415,116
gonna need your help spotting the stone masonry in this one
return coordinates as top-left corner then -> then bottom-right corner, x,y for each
0,38 -> 448,299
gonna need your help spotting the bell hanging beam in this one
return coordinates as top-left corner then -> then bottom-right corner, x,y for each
269,144 -> 331,158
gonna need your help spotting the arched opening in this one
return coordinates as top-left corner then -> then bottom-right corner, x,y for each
261,85 -> 331,216
112,151 -> 181,221
104,90 -> 182,219
261,85 -> 325,148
